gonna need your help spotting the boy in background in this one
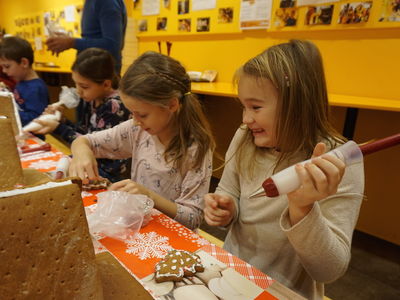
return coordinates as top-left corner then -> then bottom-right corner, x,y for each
0,36 -> 48,126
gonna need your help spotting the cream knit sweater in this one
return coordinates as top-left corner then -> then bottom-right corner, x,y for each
217,128 -> 364,300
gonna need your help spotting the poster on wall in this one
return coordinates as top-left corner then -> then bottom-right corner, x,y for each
197,17 -> 210,32
337,1 -> 372,24
64,5 -> 76,22
378,0 -> 400,22
305,5 -> 334,25
192,0 -> 216,11
178,0 -> 190,14
157,17 -> 168,31
240,0 -> 272,30
138,20 -> 148,32
297,0 -> 338,6
218,7 -> 234,23
274,0 -> 298,27
178,18 -> 191,31
142,0 -> 160,16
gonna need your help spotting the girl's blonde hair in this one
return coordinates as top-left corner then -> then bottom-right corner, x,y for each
235,39 -> 345,176
119,51 -> 215,171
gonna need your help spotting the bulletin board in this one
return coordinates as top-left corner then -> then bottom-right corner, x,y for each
132,0 -> 400,38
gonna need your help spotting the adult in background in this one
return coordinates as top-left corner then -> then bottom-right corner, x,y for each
46,0 -> 127,74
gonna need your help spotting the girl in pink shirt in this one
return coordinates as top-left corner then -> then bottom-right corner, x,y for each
70,52 -> 215,230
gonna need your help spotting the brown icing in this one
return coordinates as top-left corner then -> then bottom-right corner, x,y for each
155,249 -> 204,283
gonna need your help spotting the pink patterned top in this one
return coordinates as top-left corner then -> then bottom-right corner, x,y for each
85,120 -> 213,230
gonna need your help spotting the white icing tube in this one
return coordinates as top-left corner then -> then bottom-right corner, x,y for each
262,141 -> 363,197
21,86 -> 79,133
55,156 -> 70,179
22,110 -> 61,132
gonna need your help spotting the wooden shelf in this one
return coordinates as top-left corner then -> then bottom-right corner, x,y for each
34,66 -> 72,73
192,82 -> 237,98
192,82 -> 400,112
329,94 -> 400,112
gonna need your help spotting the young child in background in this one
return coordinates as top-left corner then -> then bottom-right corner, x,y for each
0,36 -> 48,126
32,48 -> 131,182
203,40 -> 364,300
69,52 -> 215,230
0,66 -> 15,91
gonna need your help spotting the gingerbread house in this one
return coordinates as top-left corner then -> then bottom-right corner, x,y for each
0,116 -> 152,299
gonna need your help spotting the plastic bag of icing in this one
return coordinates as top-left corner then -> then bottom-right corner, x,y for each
87,191 -> 154,241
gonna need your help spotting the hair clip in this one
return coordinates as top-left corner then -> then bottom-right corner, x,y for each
184,91 -> 192,96
284,75 -> 290,87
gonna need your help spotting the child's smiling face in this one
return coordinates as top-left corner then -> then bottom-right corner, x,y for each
238,74 -> 279,148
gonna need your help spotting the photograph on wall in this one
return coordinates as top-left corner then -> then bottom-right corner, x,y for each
178,0 -> 190,14
197,17 -> 210,32
305,5 -> 334,25
157,17 -> 168,31
138,19 -> 148,32
274,7 -> 298,26
240,0 -> 272,30
164,0 -> 171,9
280,0 -> 296,8
297,0 -> 338,6
338,2 -> 372,24
142,0 -> 160,16
192,0 -> 216,11
378,0 -> 400,22
218,7 -> 234,23
178,18 -> 191,32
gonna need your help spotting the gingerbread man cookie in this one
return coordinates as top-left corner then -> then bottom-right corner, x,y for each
155,249 -> 204,283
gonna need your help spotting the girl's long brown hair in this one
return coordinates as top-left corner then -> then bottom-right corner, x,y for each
119,51 -> 215,171
235,40 -> 345,176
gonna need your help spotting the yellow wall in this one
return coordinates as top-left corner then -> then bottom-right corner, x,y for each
131,0 -> 400,102
0,0 -> 83,72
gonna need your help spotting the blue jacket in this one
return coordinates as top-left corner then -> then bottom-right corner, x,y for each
14,78 -> 48,126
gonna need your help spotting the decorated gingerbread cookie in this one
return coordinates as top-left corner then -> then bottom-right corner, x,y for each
82,178 -> 111,191
155,249 -> 204,283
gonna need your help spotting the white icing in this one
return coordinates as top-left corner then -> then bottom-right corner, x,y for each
0,180 -> 72,197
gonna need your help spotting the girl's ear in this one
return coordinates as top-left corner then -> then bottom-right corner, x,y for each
102,79 -> 112,89
20,57 -> 30,68
168,97 -> 180,113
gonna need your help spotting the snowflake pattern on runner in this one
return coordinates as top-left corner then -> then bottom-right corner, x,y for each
155,214 -> 210,247
126,231 -> 173,260
81,191 -> 94,198
20,151 -> 61,161
28,159 -> 59,170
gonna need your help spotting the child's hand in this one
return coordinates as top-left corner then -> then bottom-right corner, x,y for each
204,193 -> 236,227
44,104 -> 64,116
108,179 -> 150,197
287,142 -> 346,225
68,148 -> 99,183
